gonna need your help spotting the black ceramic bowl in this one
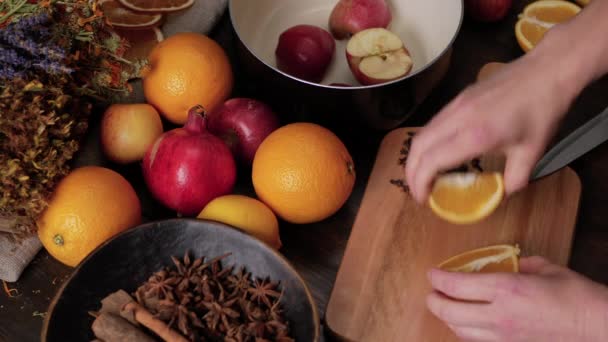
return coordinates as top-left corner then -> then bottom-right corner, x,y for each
41,219 -> 319,341
228,0 -> 463,130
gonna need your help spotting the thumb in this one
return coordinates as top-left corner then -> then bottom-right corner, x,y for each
519,256 -> 551,274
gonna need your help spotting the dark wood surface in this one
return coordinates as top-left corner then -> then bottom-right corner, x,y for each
3,2 -> 608,341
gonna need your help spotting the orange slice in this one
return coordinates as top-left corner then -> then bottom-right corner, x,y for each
515,0 -> 581,52
116,27 -> 164,63
438,244 -> 520,273
116,0 -> 194,13
429,172 -> 504,225
100,0 -> 163,29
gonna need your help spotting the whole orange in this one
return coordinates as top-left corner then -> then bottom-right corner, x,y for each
143,32 -> 233,124
252,123 -> 356,224
37,166 -> 141,267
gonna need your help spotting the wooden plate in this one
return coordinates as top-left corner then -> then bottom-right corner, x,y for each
41,218 -> 320,341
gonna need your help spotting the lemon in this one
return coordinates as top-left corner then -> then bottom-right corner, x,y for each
198,195 -> 281,249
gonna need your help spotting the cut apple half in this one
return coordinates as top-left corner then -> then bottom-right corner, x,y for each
346,28 -> 413,85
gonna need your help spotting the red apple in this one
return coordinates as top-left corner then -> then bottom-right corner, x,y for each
465,0 -> 513,22
345,28 -> 413,85
208,98 -> 281,166
275,24 -> 336,83
329,0 -> 392,40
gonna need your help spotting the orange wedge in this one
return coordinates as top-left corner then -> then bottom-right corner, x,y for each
515,0 -> 581,53
115,27 -> 164,63
438,244 -> 520,273
429,172 -> 504,225
99,0 -> 163,29
116,0 -> 194,13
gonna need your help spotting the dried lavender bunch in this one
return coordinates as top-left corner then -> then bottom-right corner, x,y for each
0,11 -> 71,78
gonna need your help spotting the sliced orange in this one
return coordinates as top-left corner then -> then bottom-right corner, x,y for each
100,0 -> 163,29
429,172 -> 504,225
438,244 -> 520,273
515,0 -> 581,52
116,0 -> 194,13
115,27 -> 164,63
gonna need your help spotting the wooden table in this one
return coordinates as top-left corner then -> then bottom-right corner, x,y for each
3,3 -> 608,341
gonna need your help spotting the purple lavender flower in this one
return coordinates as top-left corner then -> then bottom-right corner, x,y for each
34,60 -> 73,75
0,46 -> 30,67
0,65 -> 24,79
0,11 -> 70,78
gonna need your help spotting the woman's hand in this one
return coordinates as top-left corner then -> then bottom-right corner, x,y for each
405,51 -> 572,203
404,0 -> 608,204
426,256 -> 608,342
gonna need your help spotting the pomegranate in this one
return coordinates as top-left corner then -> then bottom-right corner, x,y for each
142,105 -> 237,216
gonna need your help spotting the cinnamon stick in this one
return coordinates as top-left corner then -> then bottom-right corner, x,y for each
122,301 -> 188,342
91,312 -> 155,342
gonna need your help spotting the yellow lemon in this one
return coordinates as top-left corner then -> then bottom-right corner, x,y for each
197,195 -> 281,249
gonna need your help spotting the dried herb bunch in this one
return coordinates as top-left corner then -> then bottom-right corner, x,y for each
134,251 -> 295,342
390,131 -> 483,193
0,0 -> 136,238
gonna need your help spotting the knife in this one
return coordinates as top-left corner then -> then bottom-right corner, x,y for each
531,105 -> 608,180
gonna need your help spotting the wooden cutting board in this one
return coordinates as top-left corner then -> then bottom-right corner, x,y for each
325,127 -> 581,342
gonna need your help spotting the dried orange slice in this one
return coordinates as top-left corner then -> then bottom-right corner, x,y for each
429,172 -> 504,225
515,0 -> 581,52
115,27 -> 164,63
100,0 -> 163,29
116,0 -> 194,13
438,244 -> 520,273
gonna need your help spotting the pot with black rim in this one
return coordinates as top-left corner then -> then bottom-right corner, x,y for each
228,0 -> 463,130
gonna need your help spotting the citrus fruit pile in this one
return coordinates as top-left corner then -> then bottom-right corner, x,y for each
36,2 -> 357,267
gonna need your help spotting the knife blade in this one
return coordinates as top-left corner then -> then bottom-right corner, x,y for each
531,105 -> 608,180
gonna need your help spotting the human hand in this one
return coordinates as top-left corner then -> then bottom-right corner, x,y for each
404,52 -> 575,203
426,256 -> 608,342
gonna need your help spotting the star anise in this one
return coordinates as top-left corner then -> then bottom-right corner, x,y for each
199,283 -> 240,333
139,269 -> 179,300
226,267 -> 251,297
247,279 -> 281,308
157,294 -> 204,338
225,324 -> 247,342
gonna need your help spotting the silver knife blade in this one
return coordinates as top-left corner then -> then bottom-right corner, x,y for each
531,105 -> 608,180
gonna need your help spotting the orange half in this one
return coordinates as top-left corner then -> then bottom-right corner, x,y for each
438,244 -> 520,273
515,0 -> 581,52
429,172 -> 504,225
